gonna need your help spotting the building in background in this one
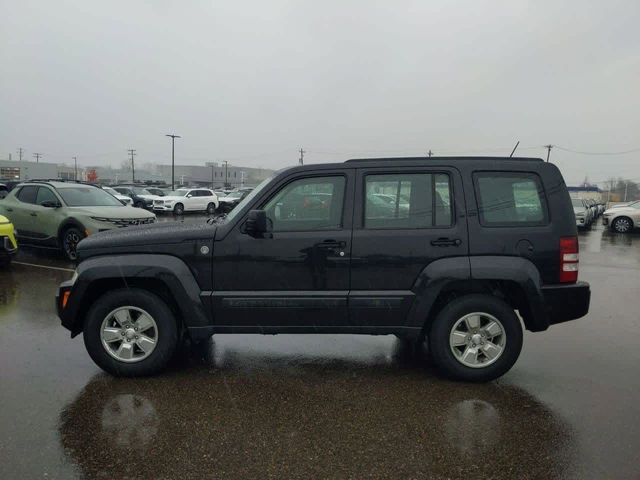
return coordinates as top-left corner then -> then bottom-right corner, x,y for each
0,159 -> 58,181
567,185 -> 602,201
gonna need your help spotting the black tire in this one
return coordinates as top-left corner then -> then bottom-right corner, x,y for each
61,227 -> 84,262
173,203 -> 184,215
612,216 -> 633,234
206,202 -> 217,214
428,294 -> 523,382
83,288 -> 178,377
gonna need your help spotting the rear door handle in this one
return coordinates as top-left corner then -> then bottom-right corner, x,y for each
317,240 -> 346,249
6,208 -> 13,212
431,237 -> 462,247
30,212 -> 37,217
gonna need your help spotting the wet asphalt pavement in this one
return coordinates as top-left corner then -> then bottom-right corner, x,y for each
1,216 -> 639,479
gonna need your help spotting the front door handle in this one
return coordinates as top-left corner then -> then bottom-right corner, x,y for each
6,208 -> 13,212
431,237 -> 462,247
30,212 -> 37,217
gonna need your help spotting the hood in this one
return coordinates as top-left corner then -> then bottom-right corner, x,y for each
68,205 -> 155,218
0,214 -> 11,224
604,206 -> 632,215
156,195 -> 185,201
77,220 -> 217,260
137,194 -> 160,200
573,207 -> 586,215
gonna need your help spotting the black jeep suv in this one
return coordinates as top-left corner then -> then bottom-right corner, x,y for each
57,157 -> 590,382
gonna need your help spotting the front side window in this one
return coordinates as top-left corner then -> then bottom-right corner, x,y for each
364,173 -> 452,229
36,187 -> 58,205
263,176 -> 346,232
474,172 -> 547,226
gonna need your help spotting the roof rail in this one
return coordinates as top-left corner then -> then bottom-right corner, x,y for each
344,156 -> 543,163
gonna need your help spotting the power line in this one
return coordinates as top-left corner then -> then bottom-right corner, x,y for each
554,145 -> 640,155
128,149 -> 136,182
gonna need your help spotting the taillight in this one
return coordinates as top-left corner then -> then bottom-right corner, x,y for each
559,236 -> 579,283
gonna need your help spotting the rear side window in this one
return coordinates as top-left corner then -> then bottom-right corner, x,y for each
364,173 -> 452,229
474,172 -> 547,226
17,186 -> 38,204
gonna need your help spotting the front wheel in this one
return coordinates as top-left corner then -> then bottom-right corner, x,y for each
62,227 -> 84,261
428,294 -> 523,382
173,203 -> 184,215
612,216 -> 633,233
83,288 -> 178,376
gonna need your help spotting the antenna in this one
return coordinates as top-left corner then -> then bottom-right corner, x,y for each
509,141 -> 520,158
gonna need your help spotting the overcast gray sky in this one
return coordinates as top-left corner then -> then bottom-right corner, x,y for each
1,0 -> 639,185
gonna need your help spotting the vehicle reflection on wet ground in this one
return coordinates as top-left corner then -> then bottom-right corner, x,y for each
1,221 -> 639,478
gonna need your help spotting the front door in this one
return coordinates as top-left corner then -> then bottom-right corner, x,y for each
212,170 -> 354,330
349,166 -> 469,327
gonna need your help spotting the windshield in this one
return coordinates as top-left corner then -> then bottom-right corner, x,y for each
168,189 -> 189,197
132,187 -> 152,195
103,187 -> 118,195
224,176 -> 274,222
571,199 -> 585,208
58,186 -> 124,207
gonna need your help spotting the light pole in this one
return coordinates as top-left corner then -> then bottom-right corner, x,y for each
165,134 -> 181,189
72,156 -> 78,181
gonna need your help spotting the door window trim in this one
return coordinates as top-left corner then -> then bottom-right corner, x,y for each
361,170 -> 455,230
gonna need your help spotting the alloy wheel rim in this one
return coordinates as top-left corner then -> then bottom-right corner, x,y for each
65,231 -> 80,260
615,218 -> 630,232
449,312 -> 506,368
100,306 -> 158,363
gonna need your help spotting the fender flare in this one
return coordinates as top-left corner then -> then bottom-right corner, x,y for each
57,218 -> 86,244
406,256 -> 549,332
61,254 -> 209,336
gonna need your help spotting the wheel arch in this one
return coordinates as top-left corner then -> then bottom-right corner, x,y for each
57,218 -> 86,245
407,256 -> 550,335
61,254 -> 210,338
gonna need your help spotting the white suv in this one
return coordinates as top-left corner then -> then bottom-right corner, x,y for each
153,188 -> 219,215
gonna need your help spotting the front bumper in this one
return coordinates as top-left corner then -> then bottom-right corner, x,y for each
575,216 -> 586,227
153,204 -> 174,211
541,281 -> 590,326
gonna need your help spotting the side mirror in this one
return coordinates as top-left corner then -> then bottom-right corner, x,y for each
41,200 -> 61,208
244,210 -> 272,237
187,194 -> 193,198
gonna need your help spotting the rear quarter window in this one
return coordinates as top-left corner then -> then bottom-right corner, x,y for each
473,172 -> 548,226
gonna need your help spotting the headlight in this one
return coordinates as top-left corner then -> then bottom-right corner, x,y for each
90,217 -> 110,222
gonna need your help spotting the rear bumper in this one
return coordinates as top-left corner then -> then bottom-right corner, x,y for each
541,281 -> 590,326
1,235 -> 18,256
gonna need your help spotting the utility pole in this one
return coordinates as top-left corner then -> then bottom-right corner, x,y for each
223,160 -> 229,188
17,148 -> 24,162
33,153 -> 43,163
72,156 -> 78,181
624,181 -> 629,202
128,149 -> 136,182
211,164 -> 214,189
165,134 -> 181,190
427,149 -> 433,158
544,144 -> 553,162
299,147 -> 305,165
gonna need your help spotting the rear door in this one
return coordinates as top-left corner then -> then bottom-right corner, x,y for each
349,166 -> 469,327
10,186 -> 39,238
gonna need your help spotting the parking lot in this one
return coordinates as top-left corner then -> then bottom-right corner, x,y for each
1,215 -> 639,479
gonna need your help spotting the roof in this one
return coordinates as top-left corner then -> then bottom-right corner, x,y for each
18,180 -> 98,188
344,156 -> 543,164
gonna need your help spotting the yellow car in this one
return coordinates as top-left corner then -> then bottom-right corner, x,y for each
0,214 -> 18,266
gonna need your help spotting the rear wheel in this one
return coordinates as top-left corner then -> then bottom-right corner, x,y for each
61,227 -> 84,261
428,294 -> 523,382
206,202 -> 217,214
173,203 -> 184,215
83,288 -> 178,376
612,216 -> 632,233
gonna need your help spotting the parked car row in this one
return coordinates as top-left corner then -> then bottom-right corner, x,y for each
572,198 -> 605,229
